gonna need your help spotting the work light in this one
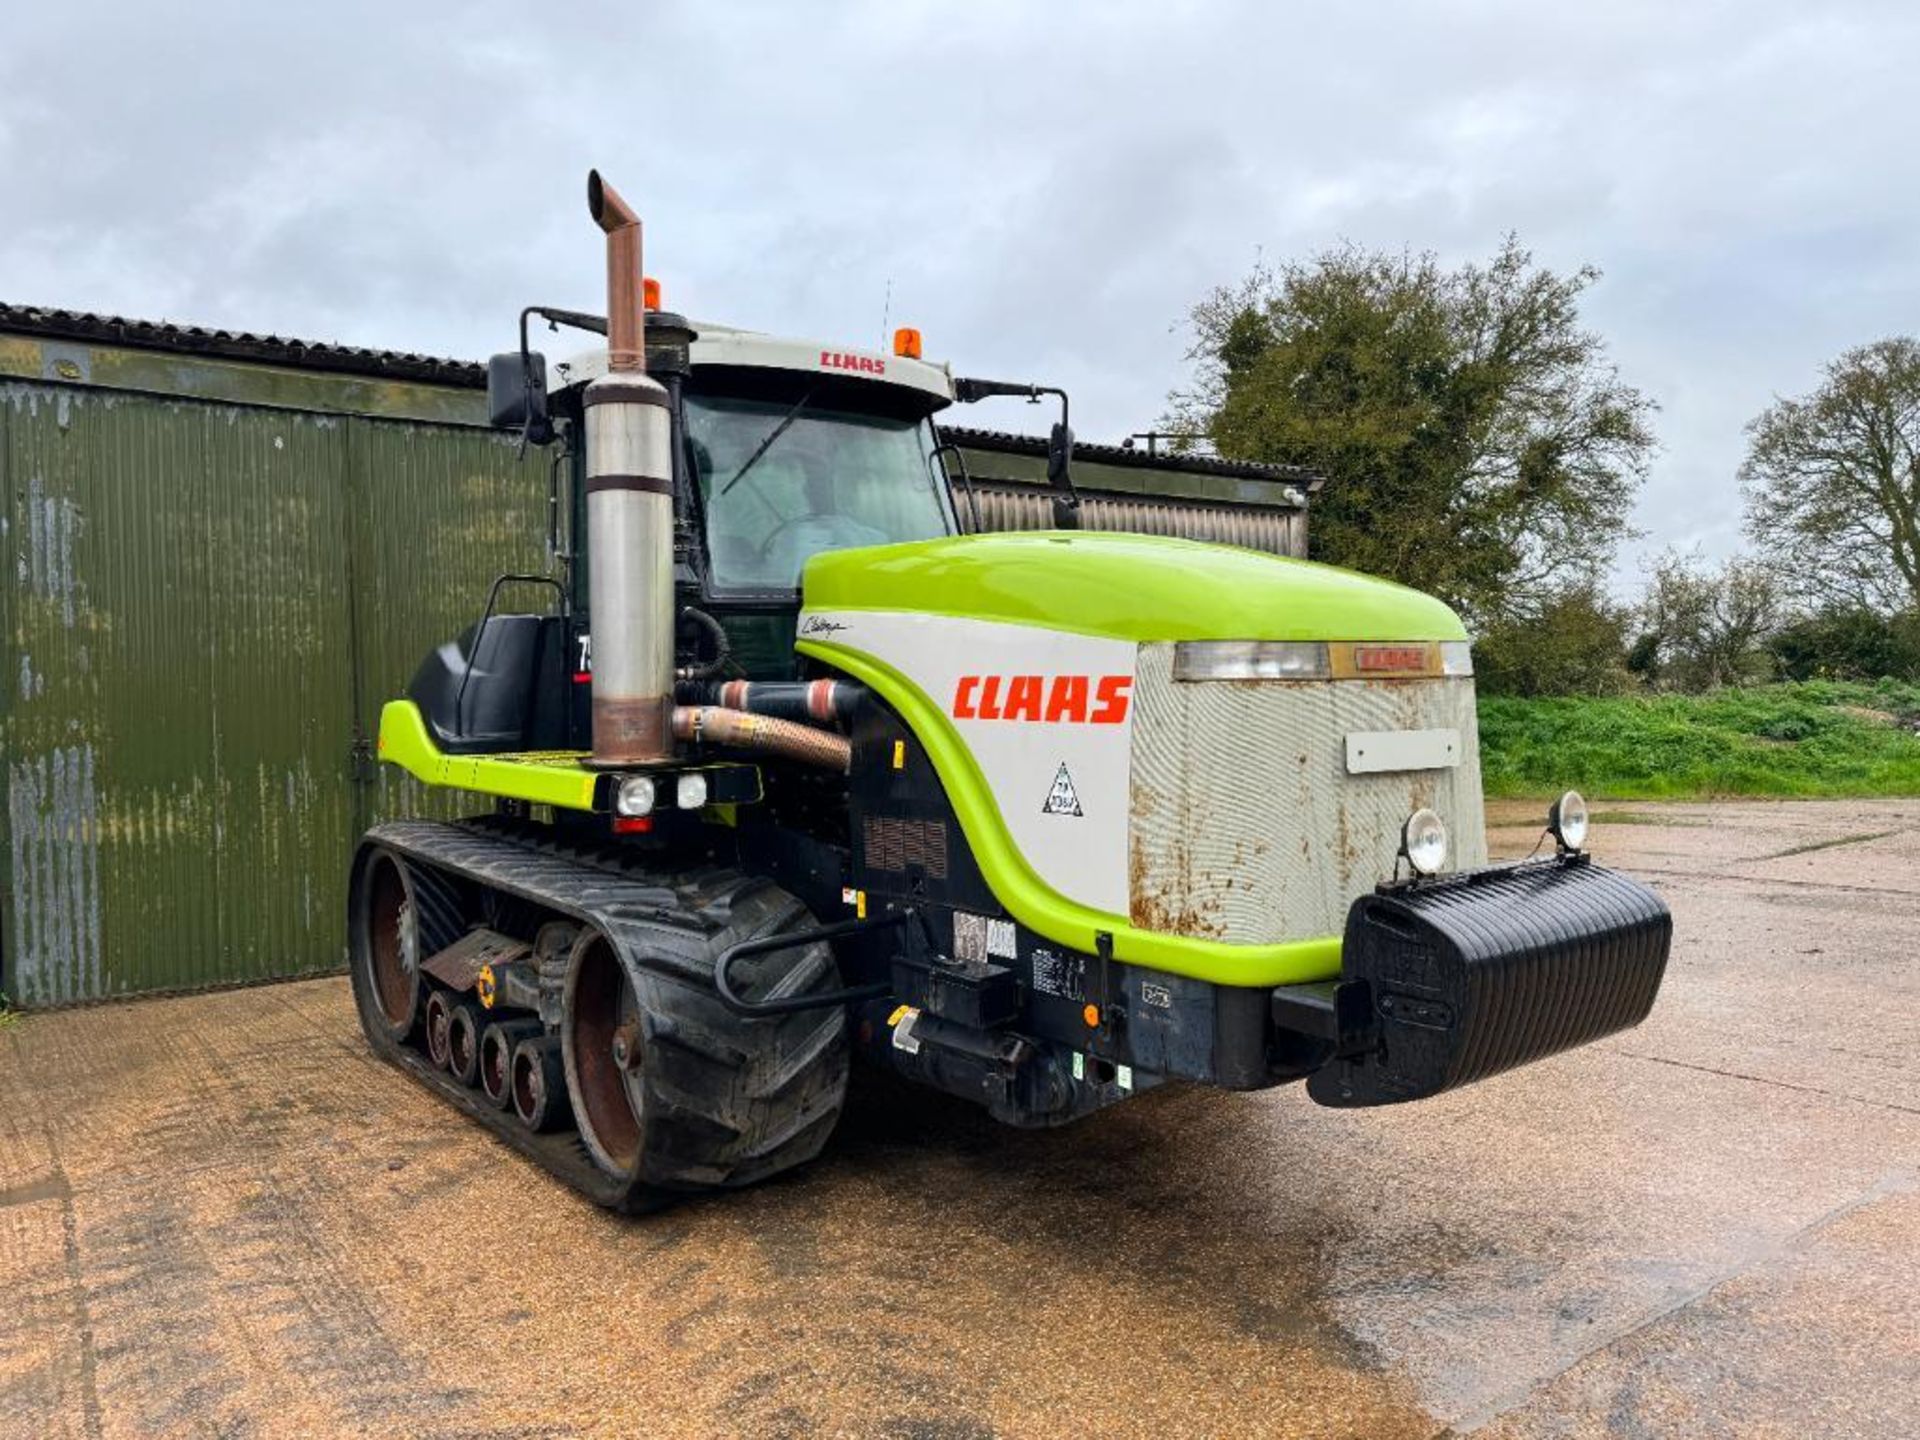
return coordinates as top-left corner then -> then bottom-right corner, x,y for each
1401,808 -> 1449,877
1548,790 -> 1589,852
615,776 -> 657,818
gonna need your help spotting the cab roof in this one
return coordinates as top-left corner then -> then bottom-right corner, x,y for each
548,318 -> 955,407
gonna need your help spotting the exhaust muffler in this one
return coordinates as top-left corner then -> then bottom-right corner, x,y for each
584,170 -> 675,765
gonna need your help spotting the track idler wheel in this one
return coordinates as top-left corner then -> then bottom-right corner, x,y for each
480,1019 -> 544,1110
348,847 -> 466,1047
512,1036 -> 572,1132
424,990 -> 455,1070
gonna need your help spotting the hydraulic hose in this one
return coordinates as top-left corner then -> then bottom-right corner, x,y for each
675,678 -> 862,726
675,606 -> 732,682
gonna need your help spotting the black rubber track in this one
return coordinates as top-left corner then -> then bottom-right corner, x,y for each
347,818 -> 851,1213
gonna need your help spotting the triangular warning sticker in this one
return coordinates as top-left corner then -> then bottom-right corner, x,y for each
1042,762 -> 1084,816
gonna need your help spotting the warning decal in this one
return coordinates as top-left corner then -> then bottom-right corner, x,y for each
1042,762 -> 1084,817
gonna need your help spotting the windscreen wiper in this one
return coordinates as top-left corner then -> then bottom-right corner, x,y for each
719,389 -> 815,498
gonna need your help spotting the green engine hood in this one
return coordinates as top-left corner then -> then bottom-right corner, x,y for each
801,531 -> 1466,641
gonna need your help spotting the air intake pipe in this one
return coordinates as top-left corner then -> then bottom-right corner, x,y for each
584,170 -> 674,765
671,707 -> 852,772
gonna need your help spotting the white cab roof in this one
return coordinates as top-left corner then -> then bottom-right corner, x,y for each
547,318 -> 954,406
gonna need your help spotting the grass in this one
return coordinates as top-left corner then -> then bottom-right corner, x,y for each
1478,679 -> 1920,800
0,996 -> 21,1032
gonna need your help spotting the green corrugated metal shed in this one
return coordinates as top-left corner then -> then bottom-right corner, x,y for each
1,310 -> 544,1005
0,305 -> 1315,1006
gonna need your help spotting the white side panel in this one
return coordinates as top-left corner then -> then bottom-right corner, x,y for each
801,610 -> 1135,914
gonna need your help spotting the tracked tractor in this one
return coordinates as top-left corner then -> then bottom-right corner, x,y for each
347,172 -> 1673,1211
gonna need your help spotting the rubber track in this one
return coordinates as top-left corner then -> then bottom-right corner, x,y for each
350,818 -> 850,1212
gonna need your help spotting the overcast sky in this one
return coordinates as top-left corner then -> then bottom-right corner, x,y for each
4,1 -> 1916,587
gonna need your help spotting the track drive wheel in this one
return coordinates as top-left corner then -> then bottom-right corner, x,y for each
561,883 -> 850,1203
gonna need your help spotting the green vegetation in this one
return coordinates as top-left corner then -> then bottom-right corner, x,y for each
1479,680 -> 1920,799
1170,237 -> 1653,622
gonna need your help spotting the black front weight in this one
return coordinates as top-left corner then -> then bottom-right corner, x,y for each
1305,855 -> 1673,1108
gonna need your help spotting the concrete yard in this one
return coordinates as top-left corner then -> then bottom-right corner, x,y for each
2,799 -> 1916,1438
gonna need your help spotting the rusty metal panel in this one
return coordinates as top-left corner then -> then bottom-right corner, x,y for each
345,417 -> 550,828
1127,642 -> 1487,945
965,482 -> 1307,558
1,382 -> 357,1003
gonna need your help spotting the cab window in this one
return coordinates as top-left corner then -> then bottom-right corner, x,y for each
687,395 -> 951,590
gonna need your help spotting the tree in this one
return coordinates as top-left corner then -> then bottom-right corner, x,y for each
1169,237 -> 1656,620
1741,338 -> 1920,614
1632,549 -> 1781,691
1472,582 -> 1634,696
1767,604 -> 1920,682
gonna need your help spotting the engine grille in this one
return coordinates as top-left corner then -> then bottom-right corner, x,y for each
1127,643 -> 1487,944
861,815 -> 950,879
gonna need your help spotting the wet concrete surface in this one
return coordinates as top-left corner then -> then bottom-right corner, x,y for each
2,798 -> 1916,1438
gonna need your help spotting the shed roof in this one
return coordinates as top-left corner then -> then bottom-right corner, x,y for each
0,302 -> 483,388
0,302 -> 1321,490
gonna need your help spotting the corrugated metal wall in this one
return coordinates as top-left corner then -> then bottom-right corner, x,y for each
0,379 -> 542,1005
0,340 -> 1311,1007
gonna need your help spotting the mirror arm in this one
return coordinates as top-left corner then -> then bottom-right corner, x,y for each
950,377 -> 1080,529
512,306 -> 611,456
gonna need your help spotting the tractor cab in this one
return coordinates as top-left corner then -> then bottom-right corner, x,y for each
497,314 -> 963,602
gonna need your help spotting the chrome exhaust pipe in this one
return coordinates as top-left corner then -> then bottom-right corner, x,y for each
584,170 -> 674,765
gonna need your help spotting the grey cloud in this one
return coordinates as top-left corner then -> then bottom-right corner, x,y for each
4,0 -> 1917,585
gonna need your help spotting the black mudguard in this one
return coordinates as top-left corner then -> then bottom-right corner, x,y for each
1307,855 -> 1672,1107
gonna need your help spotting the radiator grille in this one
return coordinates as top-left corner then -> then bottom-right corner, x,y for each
1127,643 -> 1487,944
965,485 -> 1306,557
862,816 -> 950,879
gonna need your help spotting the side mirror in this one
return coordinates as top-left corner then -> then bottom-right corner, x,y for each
487,350 -> 552,444
1046,422 -> 1074,486
1047,421 -> 1080,529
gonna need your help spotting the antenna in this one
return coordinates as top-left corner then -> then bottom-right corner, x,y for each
880,276 -> 892,349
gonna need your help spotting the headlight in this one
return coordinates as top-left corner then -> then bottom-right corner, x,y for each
615,776 -> 656,818
1548,790 -> 1589,851
1174,641 -> 1330,681
1401,808 -> 1448,877
675,772 -> 710,810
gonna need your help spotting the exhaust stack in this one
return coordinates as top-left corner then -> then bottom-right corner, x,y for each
583,170 -> 674,765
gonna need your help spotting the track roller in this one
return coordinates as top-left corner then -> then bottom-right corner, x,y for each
481,1019 -> 545,1110
447,996 -> 488,1087
424,990 -> 455,1070
512,1036 -> 572,1132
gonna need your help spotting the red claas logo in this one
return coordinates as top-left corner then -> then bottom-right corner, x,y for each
1353,644 -> 1429,674
820,350 -> 886,375
952,674 -> 1132,724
